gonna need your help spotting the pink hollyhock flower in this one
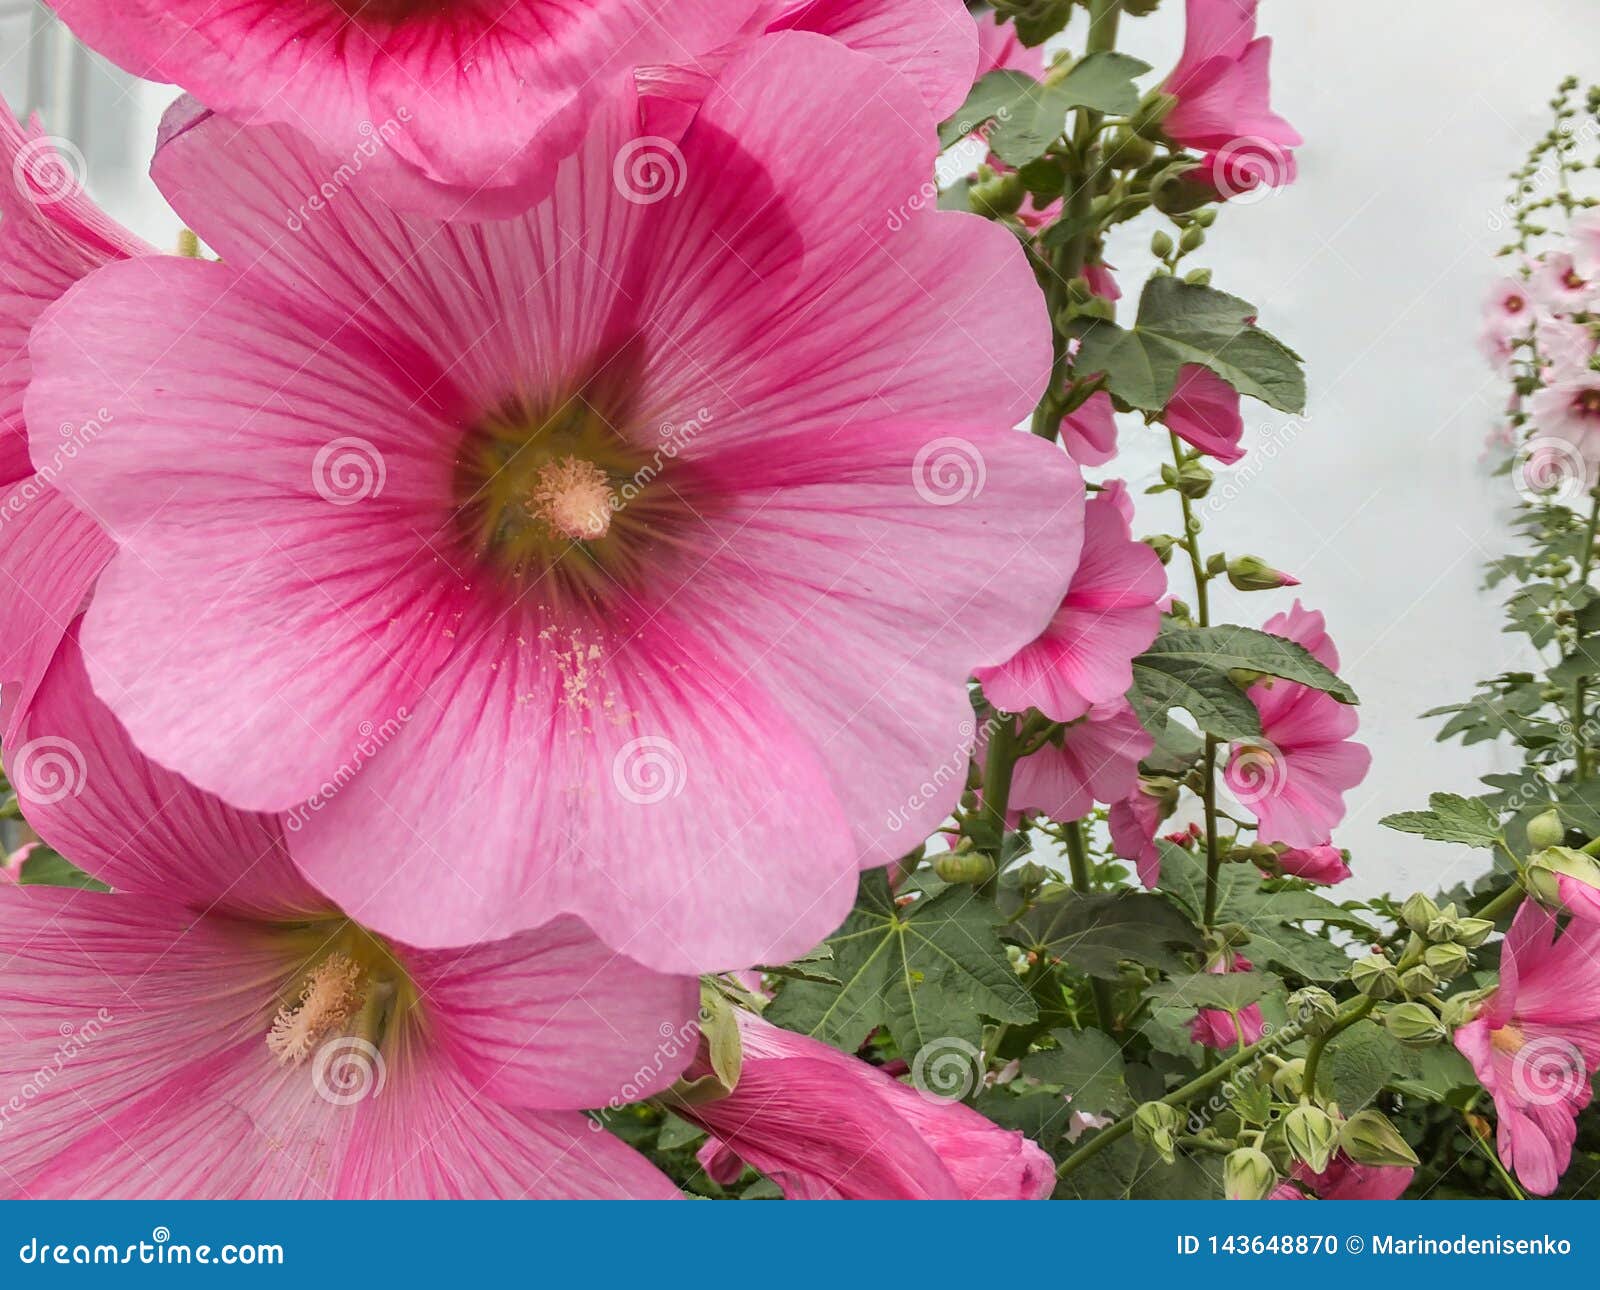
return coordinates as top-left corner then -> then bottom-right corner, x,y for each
1192,140 -> 1297,202
0,113 -> 144,716
1164,364 -> 1245,464
1538,318 -> 1597,382
1085,261 -> 1122,302
1270,1154 -> 1411,1200
677,1011 -> 1054,1199
1572,208 -> 1600,278
1480,322 -> 1518,375
1189,949 -> 1265,1050
1531,250 -> 1597,315
975,480 -> 1164,722
974,10 -> 1039,77
1268,842 -> 1351,885
1008,701 -> 1153,822
1,624 -> 697,1198
1224,602 -> 1369,850
1528,373 -> 1600,465
1061,391 -> 1119,466
1454,902 -> 1600,1196
1160,0 -> 1301,162
1110,783 -> 1169,887
30,36 -> 1077,974
46,0 -> 760,215
1484,276 -> 1536,334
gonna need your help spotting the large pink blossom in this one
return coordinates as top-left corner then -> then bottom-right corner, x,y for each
975,480 -> 1164,722
0,112 -> 142,717
1164,364 -> 1245,464
1009,701 -> 1152,823
1483,275 -> 1536,336
1531,250 -> 1597,315
0,624 -> 697,1198
1224,602 -> 1369,849
678,1011 -> 1054,1199
1454,902 -> 1600,1196
1160,0 -> 1300,163
30,36 -> 1077,974
45,0 -> 766,215
1528,373 -> 1600,464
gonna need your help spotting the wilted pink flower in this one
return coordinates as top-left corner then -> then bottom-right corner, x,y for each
1,626 -> 697,1198
1454,902 -> 1600,1196
1084,261 -> 1122,302
678,1011 -> 1054,1199
1224,602 -> 1369,850
0,112 -> 143,717
46,0 -> 763,214
1164,365 -> 1245,464
1061,391 -> 1119,466
976,480 -> 1164,722
1271,1154 -> 1411,1200
1189,949 -> 1264,1050
1160,0 -> 1300,163
1008,701 -> 1153,822
1484,276 -> 1536,334
1269,842 -> 1351,885
31,38 -> 1077,974
1528,373 -> 1600,463
1531,250 -> 1597,315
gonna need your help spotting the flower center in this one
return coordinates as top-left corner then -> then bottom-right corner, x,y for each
266,922 -> 413,1070
1490,1024 -> 1525,1056
1575,388 -> 1600,417
267,952 -> 362,1066
1506,295 -> 1525,313
530,457 -> 614,541
1568,269 -> 1588,291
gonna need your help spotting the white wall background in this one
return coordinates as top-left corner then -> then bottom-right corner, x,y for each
3,1 -> 1593,897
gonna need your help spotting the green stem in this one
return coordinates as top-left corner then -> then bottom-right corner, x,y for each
977,716 -> 1021,897
1065,821 -> 1118,1035
1302,998 -> 1374,1096
1574,491 -> 1600,780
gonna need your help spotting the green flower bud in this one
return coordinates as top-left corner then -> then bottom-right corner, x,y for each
1184,267 -> 1213,286
969,171 -> 1026,219
1399,964 -> 1440,998
933,849 -> 996,886
1384,1001 -> 1447,1047
1426,902 -> 1462,944
1173,458 -> 1213,500
1451,917 -> 1496,948
1440,991 -> 1486,1030
1528,846 -> 1600,909
1150,230 -> 1175,259
1131,90 -> 1179,140
1287,987 -> 1340,1036
1338,1110 -> 1420,1169
1350,954 -> 1400,1000
1400,891 -> 1441,936
1223,1147 -> 1278,1201
1143,534 -> 1177,564
1107,129 -> 1157,169
1526,808 -> 1566,851
1271,1058 -> 1306,1101
1179,224 -> 1205,253
1133,1102 -> 1184,1165
1284,1104 -> 1339,1174
1423,941 -> 1471,981
1226,554 -> 1301,593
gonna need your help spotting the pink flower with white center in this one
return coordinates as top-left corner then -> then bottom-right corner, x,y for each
1528,373 -> 1600,465
1008,701 -> 1153,822
1270,1154 -> 1411,1200
1224,602 -> 1369,850
1531,250 -> 1598,314
0,112 -> 143,715
1110,782 -> 1171,888
1268,842 -> 1351,886
44,0 -> 761,216
1164,364 -> 1245,464
1484,276 -> 1536,334
30,36 -> 1079,975
1,625 -> 698,1198
678,1011 -> 1054,1199
1454,902 -> 1600,1196
975,480 -> 1164,723
1189,949 -> 1264,1050
1160,0 -> 1300,167
1061,391 -> 1119,466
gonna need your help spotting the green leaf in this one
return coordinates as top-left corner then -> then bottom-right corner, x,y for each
1013,889 -> 1203,979
1139,625 -> 1358,704
752,943 -> 838,986
1051,52 -> 1152,115
764,871 -> 1036,1056
1146,970 -> 1280,1012
1129,653 -> 1262,741
1076,276 -> 1306,413
1315,1019 -> 1408,1114
15,848 -> 109,892
1380,793 -> 1501,849
1019,1029 -> 1133,1116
